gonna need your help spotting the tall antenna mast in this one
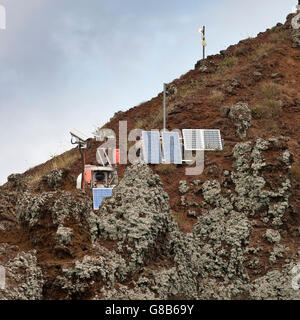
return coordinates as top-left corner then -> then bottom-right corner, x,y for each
199,26 -> 207,60
163,83 -> 167,131
70,129 -> 89,191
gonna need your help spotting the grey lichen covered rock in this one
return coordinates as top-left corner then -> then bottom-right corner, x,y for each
165,83 -> 177,96
291,11 -> 300,47
55,227 -> 73,246
46,169 -> 64,189
51,164 -> 178,298
280,150 -> 293,166
229,102 -> 252,139
249,262 -> 300,300
7,173 -> 29,192
179,180 -> 190,194
231,139 -> 291,227
291,30 -> 300,47
269,245 -> 287,264
0,250 -> 44,300
264,229 -> 281,244
16,190 -> 92,228
94,164 -> 175,274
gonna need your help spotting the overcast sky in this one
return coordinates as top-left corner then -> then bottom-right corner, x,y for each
0,0 -> 297,184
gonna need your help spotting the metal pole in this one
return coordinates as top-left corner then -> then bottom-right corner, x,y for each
79,145 -> 86,191
163,83 -> 167,131
203,26 -> 205,60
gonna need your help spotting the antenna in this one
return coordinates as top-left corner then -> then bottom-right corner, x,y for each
163,83 -> 167,131
199,26 -> 207,60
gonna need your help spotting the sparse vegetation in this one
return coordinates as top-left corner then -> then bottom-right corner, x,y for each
265,119 -> 279,134
235,44 -> 248,56
151,108 -> 165,127
251,43 -> 276,59
252,101 -> 281,120
222,56 -> 238,68
252,83 -> 282,119
260,83 -> 280,100
210,91 -> 224,103
178,82 -> 199,98
29,151 -> 80,184
291,164 -> 300,182
270,30 -> 290,43
216,56 -> 238,76
156,164 -> 175,175
135,119 -> 146,129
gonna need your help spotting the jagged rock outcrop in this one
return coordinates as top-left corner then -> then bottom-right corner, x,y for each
228,102 -> 252,139
16,190 -> 93,228
165,83 -> 177,96
0,246 -> 44,300
291,11 -> 300,47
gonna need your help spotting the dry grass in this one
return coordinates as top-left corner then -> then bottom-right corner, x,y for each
151,108 -> 164,128
28,151 -> 80,184
252,83 -> 282,119
235,44 -> 248,56
251,43 -> 276,60
291,164 -> 300,182
265,120 -> 279,134
135,119 -> 146,129
222,56 -> 238,68
216,56 -> 238,76
156,164 -> 175,175
178,83 -> 198,98
269,30 -> 290,43
210,91 -> 224,103
252,101 -> 281,120
260,83 -> 280,100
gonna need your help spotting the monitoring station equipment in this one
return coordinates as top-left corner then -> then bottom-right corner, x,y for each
70,128 -> 119,210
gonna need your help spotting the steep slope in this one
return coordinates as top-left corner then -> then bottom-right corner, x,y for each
0,12 -> 300,300
23,13 -> 300,231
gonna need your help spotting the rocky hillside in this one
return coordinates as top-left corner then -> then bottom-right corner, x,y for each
0,13 -> 300,300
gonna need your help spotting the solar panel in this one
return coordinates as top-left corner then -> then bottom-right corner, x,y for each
182,129 -> 204,150
203,130 -> 223,150
182,129 -> 223,151
162,131 -> 182,164
142,131 -> 162,164
93,188 -> 113,210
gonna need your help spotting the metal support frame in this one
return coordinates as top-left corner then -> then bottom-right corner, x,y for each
79,145 -> 86,190
71,136 -> 88,191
